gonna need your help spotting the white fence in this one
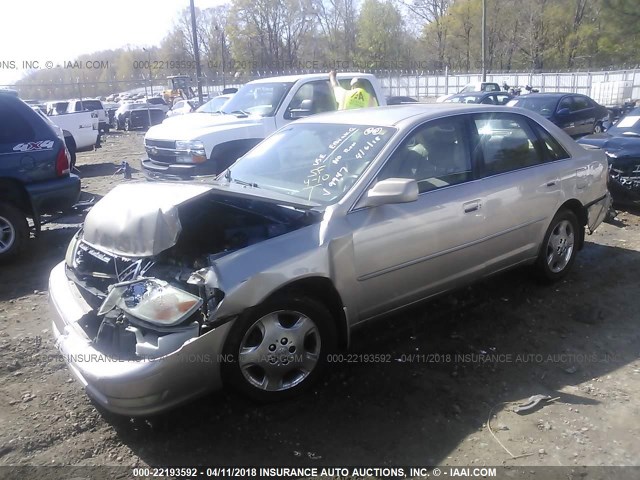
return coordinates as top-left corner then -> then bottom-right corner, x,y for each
376,69 -> 640,101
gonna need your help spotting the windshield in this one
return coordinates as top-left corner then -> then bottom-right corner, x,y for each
507,97 -> 559,117
219,82 -> 293,116
608,109 -> 640,135
196,95 -> 230,113
225,123 -> 397,205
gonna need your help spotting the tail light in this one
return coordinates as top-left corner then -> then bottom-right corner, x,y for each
56,146 -> 70,176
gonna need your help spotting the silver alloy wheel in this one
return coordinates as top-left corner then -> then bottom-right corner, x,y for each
0,215 -> 16,254
546,219 -> 574,273
238,310 -> 321,392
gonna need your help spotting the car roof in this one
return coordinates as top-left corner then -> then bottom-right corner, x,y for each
294,104 -> 503,128
248,72 -> 376,84
517,93 -> 577,99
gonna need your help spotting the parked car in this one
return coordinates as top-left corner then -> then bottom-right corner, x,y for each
386,96 -> 419,105
195,94 -> 234,114
0,93 -> 80,261
112,103 -> 165,130
578,107 -> 640,205
66,99 -> 109,133
166,99 -> 198,117
145,97 -> 170,114
507,93 -> 609,137
444,91 -> 512,105
436,82 -> 502,103
49,104 -> 610,415
142,73 -> 386,181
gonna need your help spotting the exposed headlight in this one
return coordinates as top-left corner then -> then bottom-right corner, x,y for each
65,231 -> 81,268
98,278 -> 203,327
175,140 -> 206,164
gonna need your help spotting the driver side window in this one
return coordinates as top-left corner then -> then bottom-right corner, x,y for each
377,117 -> 472,193
285,81 -> 337,119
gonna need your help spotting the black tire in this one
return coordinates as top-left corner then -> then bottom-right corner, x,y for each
124,118 -> 131,131
221,295 -> 337,402
535,209 -> 580,282
65,137 -> 77,170
593,122 -> 603,134
0,202 -> 28,263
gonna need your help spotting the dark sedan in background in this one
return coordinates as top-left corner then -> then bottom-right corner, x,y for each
578,108 -> 640,205
444,91 -> 512,105
113,103 -> 166,131
508,93 -> 608,137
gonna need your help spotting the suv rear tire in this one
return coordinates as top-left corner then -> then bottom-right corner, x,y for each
0,202 -> 28,263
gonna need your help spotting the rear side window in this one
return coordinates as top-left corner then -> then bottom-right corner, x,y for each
474,113 -> 544,176
530,122 -> 570,161
0,98 -> 36,144
572,96 -> 590,111
79,100 -> 102,111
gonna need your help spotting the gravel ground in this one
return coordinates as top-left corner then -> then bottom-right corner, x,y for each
0,132 -> 639,476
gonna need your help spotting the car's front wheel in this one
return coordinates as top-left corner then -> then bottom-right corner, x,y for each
222,296 -> 337,402
0,203 -> 28,263
536,209 -> 579,282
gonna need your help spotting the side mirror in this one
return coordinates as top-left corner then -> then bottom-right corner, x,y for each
359,178 -> 419,208
287,108 -> 312,120
557,108 -> 570,116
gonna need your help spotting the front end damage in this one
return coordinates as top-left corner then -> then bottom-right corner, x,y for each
49,182 -> 321,414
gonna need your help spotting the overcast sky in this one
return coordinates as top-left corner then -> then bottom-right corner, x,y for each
0,0 -> 226,85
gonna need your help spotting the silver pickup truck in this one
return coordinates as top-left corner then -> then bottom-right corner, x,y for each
142,73 -> 387,180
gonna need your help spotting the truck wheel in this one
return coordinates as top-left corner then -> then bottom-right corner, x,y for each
0,203 -> 28,263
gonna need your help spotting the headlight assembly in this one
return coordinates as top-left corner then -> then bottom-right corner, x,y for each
98,278 -> 203,327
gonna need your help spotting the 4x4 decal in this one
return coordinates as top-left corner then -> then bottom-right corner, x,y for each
13,140 -> 55,152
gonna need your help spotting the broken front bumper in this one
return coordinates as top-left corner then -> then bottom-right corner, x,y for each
48,261 -> 232,416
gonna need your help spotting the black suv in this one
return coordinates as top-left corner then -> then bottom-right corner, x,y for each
0,93 -> 81,261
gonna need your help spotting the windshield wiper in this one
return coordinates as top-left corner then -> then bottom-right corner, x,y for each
224,170 -> 258,188
229,110 -> 250,116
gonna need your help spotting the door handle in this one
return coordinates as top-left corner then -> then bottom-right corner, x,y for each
463,200 -> 481,213
546,180 -> 558,187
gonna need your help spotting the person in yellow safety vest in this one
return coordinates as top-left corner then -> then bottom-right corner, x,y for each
329,70 -> 378,110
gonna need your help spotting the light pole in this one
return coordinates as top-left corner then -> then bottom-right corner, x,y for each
189,0 -> 204,104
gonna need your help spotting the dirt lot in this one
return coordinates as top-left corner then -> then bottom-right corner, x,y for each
0,132 -> 639,474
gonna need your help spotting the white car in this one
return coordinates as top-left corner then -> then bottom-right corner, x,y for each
166,99 -> 197,117
195,94 -> 234,114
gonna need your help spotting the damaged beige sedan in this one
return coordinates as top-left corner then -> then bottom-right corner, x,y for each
49,105 -> 610,415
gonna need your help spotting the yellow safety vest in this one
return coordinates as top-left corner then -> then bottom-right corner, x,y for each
344,88 -> 370,109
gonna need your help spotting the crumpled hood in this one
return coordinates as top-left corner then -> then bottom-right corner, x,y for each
83,183 -> 213,257
149,113 -> 266,142
579,133 -> 640,159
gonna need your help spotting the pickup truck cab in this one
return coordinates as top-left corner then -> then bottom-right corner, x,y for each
142,73 -> 386,180
0,93 -> 80,261
66,99 -> 109,133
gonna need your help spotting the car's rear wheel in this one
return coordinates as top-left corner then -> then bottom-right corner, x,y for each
124,118 -> 131,131
222,296 -> 337,402
0,203 -> 28,263
536,209 -> 579,282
